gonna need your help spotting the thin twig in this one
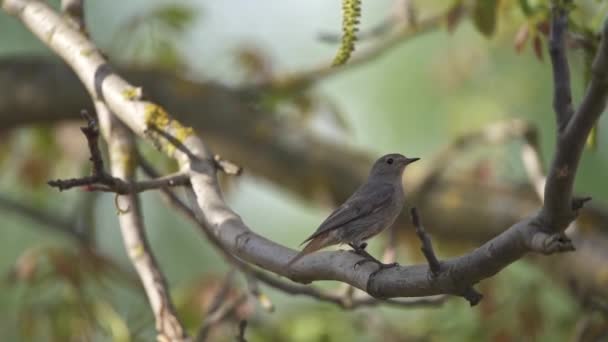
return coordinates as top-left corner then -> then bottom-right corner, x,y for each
48,113 -> 190,194
195,270 -> 237,341
196,293 -> 249,342
207,270 -> 237,316
245,274 -> 275,313
237,320 -> 248,342
410,208 -> 440,275
410,207 -> 482,306
81,110 -> 104,175
252,10 -> 448,93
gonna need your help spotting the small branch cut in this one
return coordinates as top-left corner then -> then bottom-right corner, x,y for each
213,154 -> 242,176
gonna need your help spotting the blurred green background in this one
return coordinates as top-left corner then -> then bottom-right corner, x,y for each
1,0 -> 607,341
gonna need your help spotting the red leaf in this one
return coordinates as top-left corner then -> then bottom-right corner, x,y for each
533,35 -> 544,62
446,3 -> 465,34
537,20 -> 550,37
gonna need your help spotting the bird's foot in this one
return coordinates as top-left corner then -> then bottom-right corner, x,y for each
349,243 -> 398,270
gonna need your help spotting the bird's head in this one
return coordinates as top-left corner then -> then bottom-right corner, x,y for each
369,153 -> 419,179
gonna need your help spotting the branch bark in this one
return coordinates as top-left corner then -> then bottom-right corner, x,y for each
96,107 -> 189,341
541,7 -> 608,230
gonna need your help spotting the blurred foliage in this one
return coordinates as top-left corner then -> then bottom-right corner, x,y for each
1,245 -> 152,341
1,0 -> 608,341
110,3 -> 199,70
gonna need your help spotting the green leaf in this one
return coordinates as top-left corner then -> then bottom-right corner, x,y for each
518,0 -> 533,16
154,40 -> 183,69
472,0 -> 499,38
586,125 -> 598,150
583,38 -> 599,151
151,5 -> 197,32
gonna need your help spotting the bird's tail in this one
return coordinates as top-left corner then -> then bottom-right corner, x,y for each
287,234 -> 329,267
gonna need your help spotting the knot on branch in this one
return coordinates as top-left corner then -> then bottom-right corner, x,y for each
461,287 -> 483,307
528,231 -> 575,254
214,154 -> 242,175
572,196 -> 592,211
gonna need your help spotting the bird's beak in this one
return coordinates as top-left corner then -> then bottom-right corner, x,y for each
404,157 -> 420,165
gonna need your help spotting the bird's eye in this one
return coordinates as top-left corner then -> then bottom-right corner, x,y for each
386,158 -> 394,165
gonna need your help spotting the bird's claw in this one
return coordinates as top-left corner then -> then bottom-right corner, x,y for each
349,243 -> 398,270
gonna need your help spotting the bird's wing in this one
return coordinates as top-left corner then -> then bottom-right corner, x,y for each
300,183 -> 394,245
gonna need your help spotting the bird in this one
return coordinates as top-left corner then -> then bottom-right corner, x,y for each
287,153 -> 419,267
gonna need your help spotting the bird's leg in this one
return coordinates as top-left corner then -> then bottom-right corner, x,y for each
348,242 -> 398,269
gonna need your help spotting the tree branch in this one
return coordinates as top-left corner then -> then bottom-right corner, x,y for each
410,207 -> 482,306
251,9 -> 448,93
196,293 -> 248,342
96,106 -> 189,341
195,270 -> 240,341
48,111 -> 190,194
542,7 -> 608,230
410,208 -> 440,275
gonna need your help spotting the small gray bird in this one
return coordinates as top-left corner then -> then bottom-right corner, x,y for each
288,153 -> 419,267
